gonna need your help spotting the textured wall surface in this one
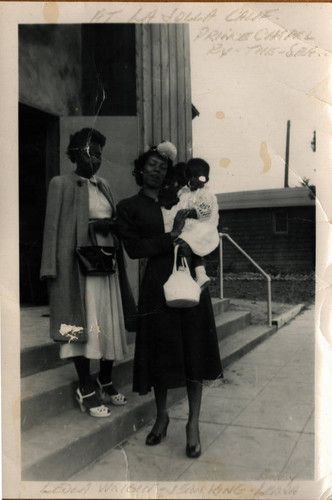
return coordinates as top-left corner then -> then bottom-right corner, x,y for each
19,25 -> 82,116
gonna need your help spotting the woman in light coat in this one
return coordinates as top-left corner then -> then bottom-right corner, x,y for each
41,128 -> 134,417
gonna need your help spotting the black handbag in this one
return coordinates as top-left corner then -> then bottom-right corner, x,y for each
76,223 -> 117,276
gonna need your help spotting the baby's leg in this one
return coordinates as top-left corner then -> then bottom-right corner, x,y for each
193,255 -> 211,289
192,254 -> 203,268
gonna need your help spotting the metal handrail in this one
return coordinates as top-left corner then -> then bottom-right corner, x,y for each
219,232 -> 272,327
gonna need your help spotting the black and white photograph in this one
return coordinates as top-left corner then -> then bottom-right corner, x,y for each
1,2 -> 332,498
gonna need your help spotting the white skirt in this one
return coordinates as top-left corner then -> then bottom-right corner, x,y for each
60,271 -> 128,360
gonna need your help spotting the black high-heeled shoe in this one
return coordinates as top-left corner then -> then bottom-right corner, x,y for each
186,424 -> 201,458
146,415 -> 170,446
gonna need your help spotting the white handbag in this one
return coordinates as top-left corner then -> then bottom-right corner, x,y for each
163,245 -> 201,308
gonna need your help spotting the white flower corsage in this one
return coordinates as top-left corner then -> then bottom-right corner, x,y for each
59,323 -> 84,343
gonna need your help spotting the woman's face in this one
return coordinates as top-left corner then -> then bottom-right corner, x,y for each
75,141 -> 102,178
142,154 -> 168,189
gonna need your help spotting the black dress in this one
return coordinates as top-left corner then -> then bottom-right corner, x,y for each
117,191 -> 223,395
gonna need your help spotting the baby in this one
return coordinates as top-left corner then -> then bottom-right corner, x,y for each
162,157 -> 220,289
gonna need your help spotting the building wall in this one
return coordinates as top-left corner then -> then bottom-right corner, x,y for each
19,25 -> 82,116
19,23 -> 193,304
81,24 -> 136,116
220,206 -> 315,273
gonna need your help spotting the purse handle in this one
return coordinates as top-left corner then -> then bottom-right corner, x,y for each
173,245 -> 190,275
181,256 -> 190,272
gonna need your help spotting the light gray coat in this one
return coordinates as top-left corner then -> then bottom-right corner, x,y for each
40,172 -> 116,341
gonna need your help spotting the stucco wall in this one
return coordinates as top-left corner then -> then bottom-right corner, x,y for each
19,25 -> 82,116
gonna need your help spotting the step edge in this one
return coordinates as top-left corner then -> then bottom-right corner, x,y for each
21,323 -> 277,478
22,311 -> 248,397
21,385 -> 187,479
221,325 -> 277,368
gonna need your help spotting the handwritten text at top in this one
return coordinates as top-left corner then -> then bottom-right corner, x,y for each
90,7 -> 279,24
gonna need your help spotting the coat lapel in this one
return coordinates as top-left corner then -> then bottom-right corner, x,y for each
97,178 -> 116,216
72,174 -> 90,246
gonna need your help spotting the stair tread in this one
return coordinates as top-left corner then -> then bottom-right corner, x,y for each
21,295 -> 285,480
20,299 -> 229,353
21,309 -> 247,400
215,309 -> 250,327
21,382 -> 152,470
20,306 -> 51,350
21,344 -> 135,399
22,321 -> 277,475
221,323 -> 275,358
211,297 -> 229,305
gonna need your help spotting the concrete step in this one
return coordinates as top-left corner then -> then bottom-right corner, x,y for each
21,343 -> 68,379
20,299 -> 230,378
21,347 -> 134,432
21,307 -> 247,431
221,323 -> 277,368
21,320 -> 277,481
215,309 -> 251,341
21,383 -> 187,481
211,297 -> 230,315
20,304 -> 67,378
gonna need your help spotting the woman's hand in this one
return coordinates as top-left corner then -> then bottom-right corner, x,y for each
91,218 -> 116,237
170,209 -> 192,239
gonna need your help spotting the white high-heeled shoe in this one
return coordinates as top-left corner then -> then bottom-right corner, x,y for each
76,388 -> 111,418
96,378 -> 127,406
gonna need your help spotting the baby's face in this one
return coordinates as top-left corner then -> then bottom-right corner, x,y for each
186,165 -> 208,191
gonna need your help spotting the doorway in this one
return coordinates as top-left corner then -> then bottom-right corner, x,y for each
19,103 -> 59,305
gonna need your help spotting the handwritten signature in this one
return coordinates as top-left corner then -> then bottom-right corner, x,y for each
40,480 -> 301,497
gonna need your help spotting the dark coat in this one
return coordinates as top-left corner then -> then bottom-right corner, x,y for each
40,172 -> 136,342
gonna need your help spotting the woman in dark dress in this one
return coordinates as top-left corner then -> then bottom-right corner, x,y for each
117,143 -> 222,458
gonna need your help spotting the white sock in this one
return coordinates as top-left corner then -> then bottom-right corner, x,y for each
195,265 -> 207,276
